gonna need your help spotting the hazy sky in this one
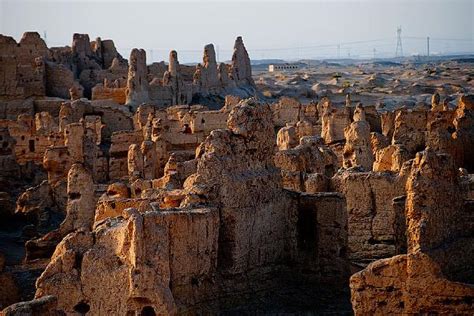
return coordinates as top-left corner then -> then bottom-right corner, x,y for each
1,0 -> 473,62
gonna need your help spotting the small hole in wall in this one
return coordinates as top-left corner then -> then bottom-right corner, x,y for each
69,192 -> 81,200
28,139 -> 35,152
140,306 -> 156,316
462,296 -> 473,305
339,246 -> 347,258
73,301 -> 90,314
182,124 -> 192,134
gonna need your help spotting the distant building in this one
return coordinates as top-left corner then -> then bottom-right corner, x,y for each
268,64 -> 300,72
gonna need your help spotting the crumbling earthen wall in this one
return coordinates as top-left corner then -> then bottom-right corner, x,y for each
350,150 -> 474,314
0,33 -> 49,99
32,99 -> 349,314
274,136 -> 337,192
332,170 -> 407,261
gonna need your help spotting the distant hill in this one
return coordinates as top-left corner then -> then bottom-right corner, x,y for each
250,59 -> 287,65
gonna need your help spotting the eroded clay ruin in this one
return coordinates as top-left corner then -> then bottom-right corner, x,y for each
0,31 -> 473,315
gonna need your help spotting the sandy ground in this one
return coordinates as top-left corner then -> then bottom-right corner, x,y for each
253,59 -> 474,110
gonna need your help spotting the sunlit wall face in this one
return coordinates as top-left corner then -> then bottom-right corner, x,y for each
1,0 -> 472,63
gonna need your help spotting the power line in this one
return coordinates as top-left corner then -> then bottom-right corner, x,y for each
248,38 -> 393,52
45,33 -> 473,63
404,36 -> 473,42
